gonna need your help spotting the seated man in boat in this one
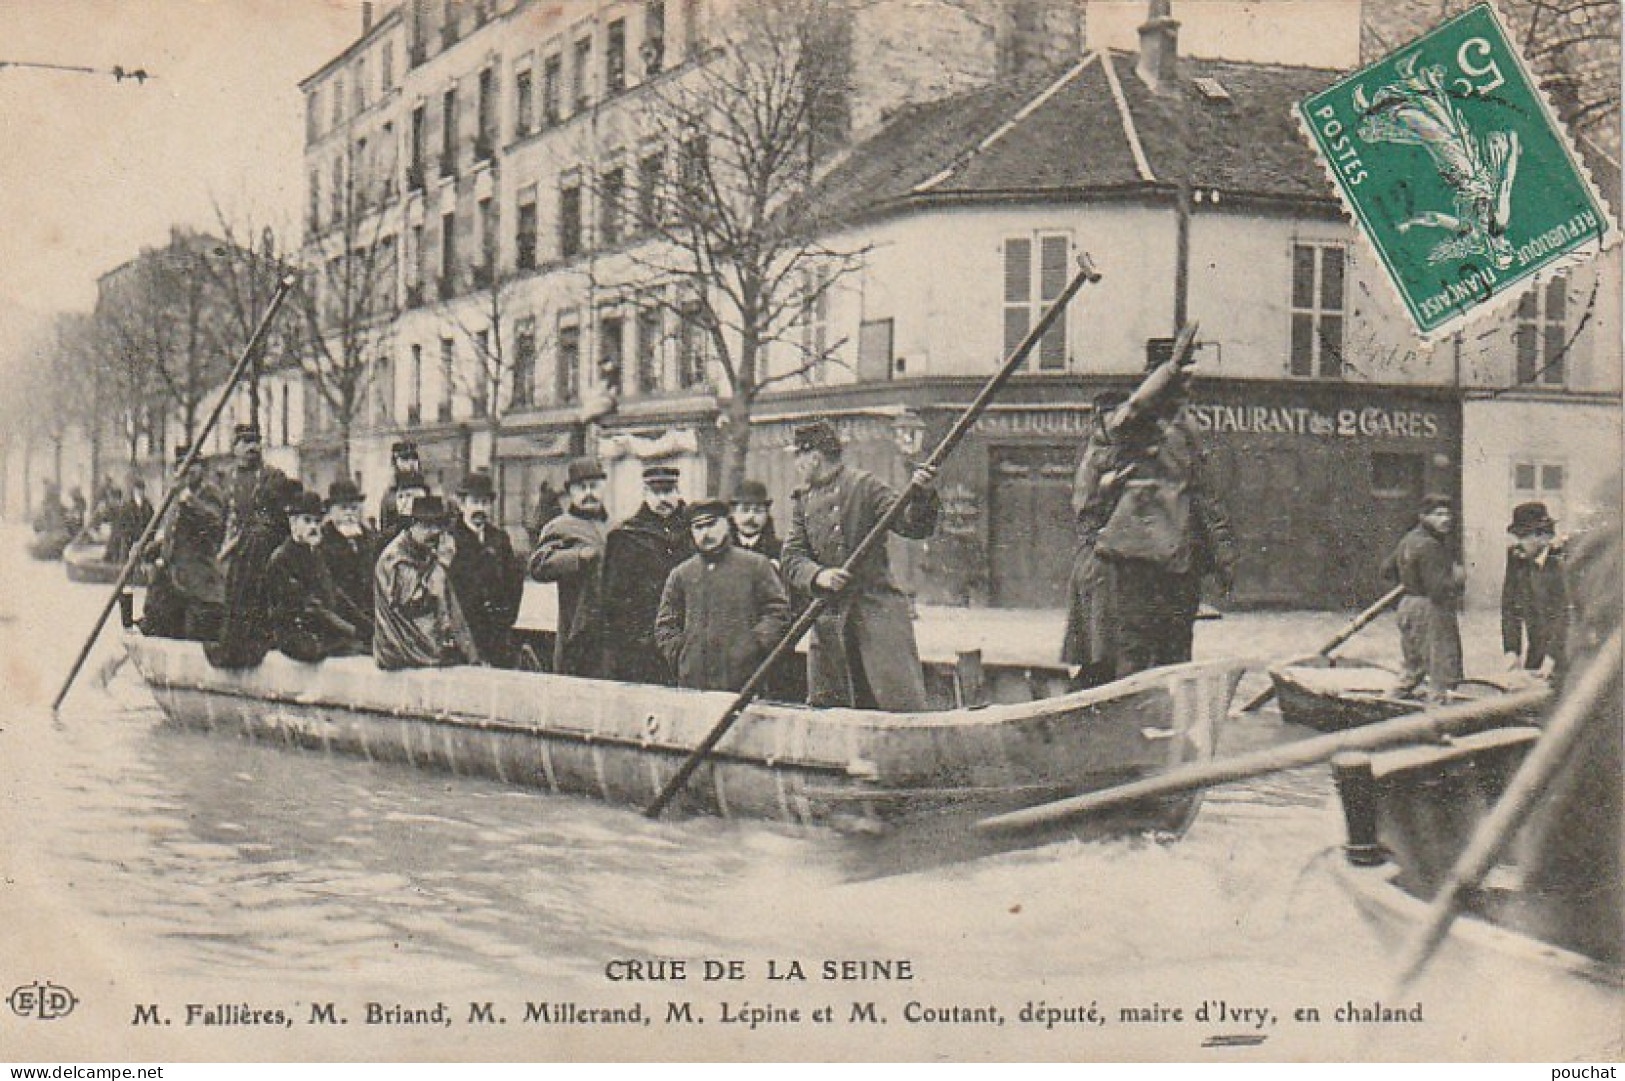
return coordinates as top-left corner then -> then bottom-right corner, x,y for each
320,479 -> 378,648
447,470 -> 525,668
1380,494 -> 1465,702
780,420 -> 939,712
655,499 -> 790,693
381,472 -> 430,544
143,443 -> 226,641
1501,501 -> 1568,681
528,456 -> 610,677
264,490 -> 366,663
373,494 -> 481,671
598,460 -> 694,685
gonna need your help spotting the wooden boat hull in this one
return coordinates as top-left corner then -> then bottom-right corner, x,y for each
63,540 -> 124,584
1271,659 -> 1511,732
126,635 -> 1242,834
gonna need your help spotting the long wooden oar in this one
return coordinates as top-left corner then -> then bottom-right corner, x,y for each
1237,583 -> 1405,713
643,254 -> 1106,819
1392,627 -> 1621,990
975,684 -> 1552,836
52,273 -> 298,714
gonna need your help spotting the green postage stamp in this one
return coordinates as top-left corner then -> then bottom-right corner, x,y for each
1299,3 -> 1618,340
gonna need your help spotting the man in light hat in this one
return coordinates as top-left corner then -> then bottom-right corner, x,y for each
1381,493 -> 1465,700
528,456 -> 610,676
264,490 -> 365,662
373,494 -> 481,671
599,458 -> 694,684
780,419 -> 940,712
379,440 -> 423,537
448,470 -> 524,667
1502,500 -> 1568,679
321,478 -> 378,647
655,499 -> 790,692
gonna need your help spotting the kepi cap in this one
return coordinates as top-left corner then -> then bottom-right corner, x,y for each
687,499 -> 730,526
791,420 -> 841,456
642,461 -> 682,489
391,440 -> 419,457
232,422 -> 262,443
1419,492 -> 1454,515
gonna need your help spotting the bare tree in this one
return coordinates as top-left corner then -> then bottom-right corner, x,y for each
618,0 -> 868,494
204,205 -> 304,424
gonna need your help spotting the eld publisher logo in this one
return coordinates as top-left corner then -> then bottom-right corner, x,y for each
9,981 -> 78,1020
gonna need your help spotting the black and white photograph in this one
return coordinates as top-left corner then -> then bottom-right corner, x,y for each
0,0 -> 1618,1064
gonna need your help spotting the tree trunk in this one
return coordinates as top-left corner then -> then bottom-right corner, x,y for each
337,416 -> 353,483
721,390 -> 754,499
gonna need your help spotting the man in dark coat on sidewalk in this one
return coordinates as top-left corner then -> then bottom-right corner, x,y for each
447,470 -> 525,668
780,420 -> 940,712
599,460 -> 693,685
1501,500 -> 1568,679
320,478 -> 378,647
264,490 -> 365,663
528,456 -> 610,676
656,499 -> 790,692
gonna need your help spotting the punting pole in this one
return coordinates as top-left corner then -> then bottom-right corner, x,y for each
974,684 -> 1554,836
1237,583 -> 1405,713
642,254 -> 1106,820
1392,626 -> 1622,991
51,274 -> 299,715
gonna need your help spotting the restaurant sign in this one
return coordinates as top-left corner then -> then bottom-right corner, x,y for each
1186,402 -> 1442,440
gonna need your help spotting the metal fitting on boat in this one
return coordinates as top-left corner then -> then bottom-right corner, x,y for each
1331,751 -> 1387,867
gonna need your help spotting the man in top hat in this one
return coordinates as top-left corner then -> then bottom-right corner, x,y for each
1381,493 -> 1466,700
780,419 -> 940,712
321,478 -> 378,647
598,458 -> 694,684
142,444 -> 226,641
379,440 -> 423,537
219,422 -> 286,564
447,470 -> 525,668
264,490 -> 365,663
528,456 -> 610,676
655,499 -> 791,692
1502,501 -> 1568,679
373,494 -> 481,671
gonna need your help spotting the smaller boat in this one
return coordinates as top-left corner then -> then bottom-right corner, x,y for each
27,528 -> 71,561
62,527 -> 129,584
1270,656 -> 1510,731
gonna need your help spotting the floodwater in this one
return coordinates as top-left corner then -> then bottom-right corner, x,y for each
0,526 -> 1615,1061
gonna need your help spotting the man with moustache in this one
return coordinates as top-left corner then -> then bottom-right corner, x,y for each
447,471 -> 525,668
218,423 -> 285,564
728,479 -> 782,562
655,499 -> 790,692
528,456 -> 610,677
264,490 -> 365,663
320,478 -> 378,647
373,494 -> 481,671
598,459 -> 694,685
378,441 -> 423,537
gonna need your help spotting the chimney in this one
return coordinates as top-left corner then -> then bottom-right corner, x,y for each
363,1 -> 375,33
1136,0 -> 1180,96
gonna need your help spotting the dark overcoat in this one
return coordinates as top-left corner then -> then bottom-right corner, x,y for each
655,544 -> 791,691
319,521 -> 378,644
1501,545 -> 1569,672
264,538 -> 362,662
528,508 -> 609,676
780,465 -> 939,712
599,504 -> 694,685
204,496 -> 290,669
447,519 -> 525,667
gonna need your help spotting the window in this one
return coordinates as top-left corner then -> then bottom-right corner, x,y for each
677,300 -> 706,389
409,104 -> 427,188
439,337 -> 455,421
332,76 -> 345,127
308,171 -> 321,233
678,135 -> 708,204
478,196 -> 497,279
330,158 -> 344,219
1512,459 -> 1565,524
858,318 -> 894,382
408,344 -> 423,424
441,87 -> 458,176
682,0 -> 702,58
513,318 -> 536,408
381,41 -> 394,89
573,37 -> 592,111
607,19 -> 627,93
514,66 -> 533,137
516,189 -> 538,270
355,137 -> 369,206
1516,273 -> 1568,386
1003,233 -> 1068,370
599,313 -> 625,394
636,303 -> 663,395
354,58 -> 367,113
637,151 -> 664,232
476,67 -> 495,158
374,353 -> 392,425
559,183 -> 582,258
380,121 -> 395,196
1290,242 -> 1345,378
644,2 -> 666,74
600,166 -> 625,246
281,384 -> 292,443
440,210 -> 457,297
541,54 -> 561,125
472,329 -> 490,418
799,268 -> 831,383
558,322 -> 581,404
306,90 -> 320,143
409,223 -> 426,303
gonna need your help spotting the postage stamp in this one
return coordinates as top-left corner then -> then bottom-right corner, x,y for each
1298,2 -> 1620,340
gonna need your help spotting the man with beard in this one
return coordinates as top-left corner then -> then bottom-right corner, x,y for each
320,479 -> 378,647
218,424 -> 286,564
381,473 -> 430,543
447,471 -> 524,668
780,420 -> 939,712
373,494 -> 481,671
527,456 -> 609,676
142,445 -> 225,641
378,441 -> 423,537
599,460 -> 693,685
1382,494 -> 1465,701
206,473 -> 303,669
264,490 -> 365,663
655,499 -> 790,692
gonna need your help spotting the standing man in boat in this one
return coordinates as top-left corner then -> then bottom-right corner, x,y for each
218,423 -> 286,566
1062,389 -> 1131,688
378,440 -> 423,536
447,470 -> 525,668
1381,494 -> 1465,701
598,459 -> 694,685
373,494 -> 481,671
729,479 -> 782,562
143,444 -> 226,641
527,456 -> 610,676
1501,501 -> 1568,681
655,499 -> 791,692
780,420 -> 940,712
206,473 -> 303,669
264,490 -> 365,663
320,478 -> 378,648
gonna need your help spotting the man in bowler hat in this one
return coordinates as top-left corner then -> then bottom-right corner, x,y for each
447,471 -> 525,667
264,489 -> 366,662
1502,501 -> 1568,679
321,478 -> 378,647
373,494 -> 481,670
528,456 -> 610,676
